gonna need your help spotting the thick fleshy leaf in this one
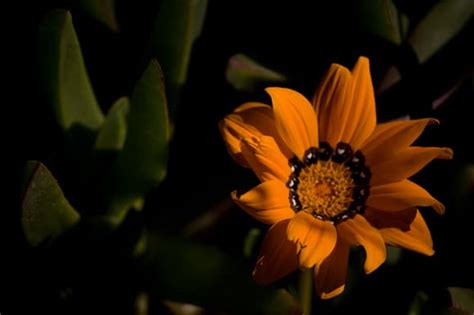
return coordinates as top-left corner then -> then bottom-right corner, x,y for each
21,161 -> 80,246
338,214 -> 386,273
38,9 -> 104,132
240,136 -> 290,182
95,97 -> 129,151
144,232 -> 301,315
370,146 -> 453,185
287,212 -> 337,268
315,237 -> 350,299
153,0 -> 208,111
78,0 -> 119,32
408,0 -> 474,63
448,287 -> 474,313
354,0 -> 404,44
313,64 -> 353,148
231,180 -> 294,225
368,179 -> 445,214
225,54 -> 287,92
253,220 -> 299,284
362,118 -> 438,165
106,60 -> 169,223
267,88 -> 318,159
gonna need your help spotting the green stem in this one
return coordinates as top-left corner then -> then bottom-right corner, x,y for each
298,268 -> 313,315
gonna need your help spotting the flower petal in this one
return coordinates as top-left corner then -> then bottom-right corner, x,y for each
253,219 -> 299,284
365,208 -> 434,256
361,118 -> 439,165
338,214 -> 386,273
287,212 -> 337,268
312,64 -> 353,148
240,136 -> 291,183
266,87 -> 318,159
367,179 -> 445,214
219,102 -> 291,167
231,180 -> 294,225
342,57 -> 377,148
314,236 -> 350,299
370,146 -> 453,185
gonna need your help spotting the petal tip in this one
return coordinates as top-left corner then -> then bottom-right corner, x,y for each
319,285 -> 345,300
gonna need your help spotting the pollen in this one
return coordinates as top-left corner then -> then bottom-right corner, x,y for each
287,142 -> 371,223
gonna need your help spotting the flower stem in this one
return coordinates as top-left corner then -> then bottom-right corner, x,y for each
298,268 -> 313,315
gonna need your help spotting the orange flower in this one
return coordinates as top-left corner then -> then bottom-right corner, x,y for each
219,56 -> 453,299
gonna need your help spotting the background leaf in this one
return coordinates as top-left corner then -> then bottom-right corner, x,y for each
21,161 -> 80,246
448,287 -> 474,313
38,9 -> 104,132
78,0 -> 119,32
152,0 -> 208,111
143,232 -> 301,315
408,0 -> 474,63
106,60 -> 169,223
226,54 -> 287,92
95,97 -> 129,151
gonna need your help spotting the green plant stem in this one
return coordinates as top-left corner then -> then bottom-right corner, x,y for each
298,268 -> 313,315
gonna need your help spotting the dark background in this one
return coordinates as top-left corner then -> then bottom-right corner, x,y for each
2,0 -> 473,314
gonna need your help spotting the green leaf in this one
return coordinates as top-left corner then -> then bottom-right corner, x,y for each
21,161 -> 80,247
408,0 -> 474,63
78,0 -> 119,32
144,233 -> 301,315
95,97 -> 130,151
106,60 -> 169,223
243,228 -> 262,258
448,287 -> 474,313
355,0 -> 403,44
153,0 -> 208,109
385,246 -> 402,265
226,54 -> 287,92
408,291 -> 429,315
38,9 -> 104,132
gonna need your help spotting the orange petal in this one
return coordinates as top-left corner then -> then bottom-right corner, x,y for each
266,88 -> 318,159
365,208 -> 434,256
287,212 -> 337,268
338,214 -> 386,273
231,180 -> 294,225
240,136 -> 291,183
253,219 -> 299,284
314,236 -> 350,299
312,64 -> 353,148
363,207 -> 416,231
367,179 -> 445,214
370,146 -> 453,185
361,118 -> 438,165
219,102 -> 291,167
342,57 -> 377,148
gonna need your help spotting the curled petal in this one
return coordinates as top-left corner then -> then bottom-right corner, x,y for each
266,87 -> 318,159
240,136 -> 290,183
219,102 -> 291,167
338,214 -> 386,274
287,212 -> 337,268
231,180 -> 294,225
368,179 -> 445,214
254,220 -> 299,284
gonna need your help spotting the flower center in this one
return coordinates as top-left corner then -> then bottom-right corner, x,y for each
287,142 -> 371,224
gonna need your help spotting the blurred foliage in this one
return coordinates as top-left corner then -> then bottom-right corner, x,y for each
225,54 -> 287,92
3,0 -> 473,314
